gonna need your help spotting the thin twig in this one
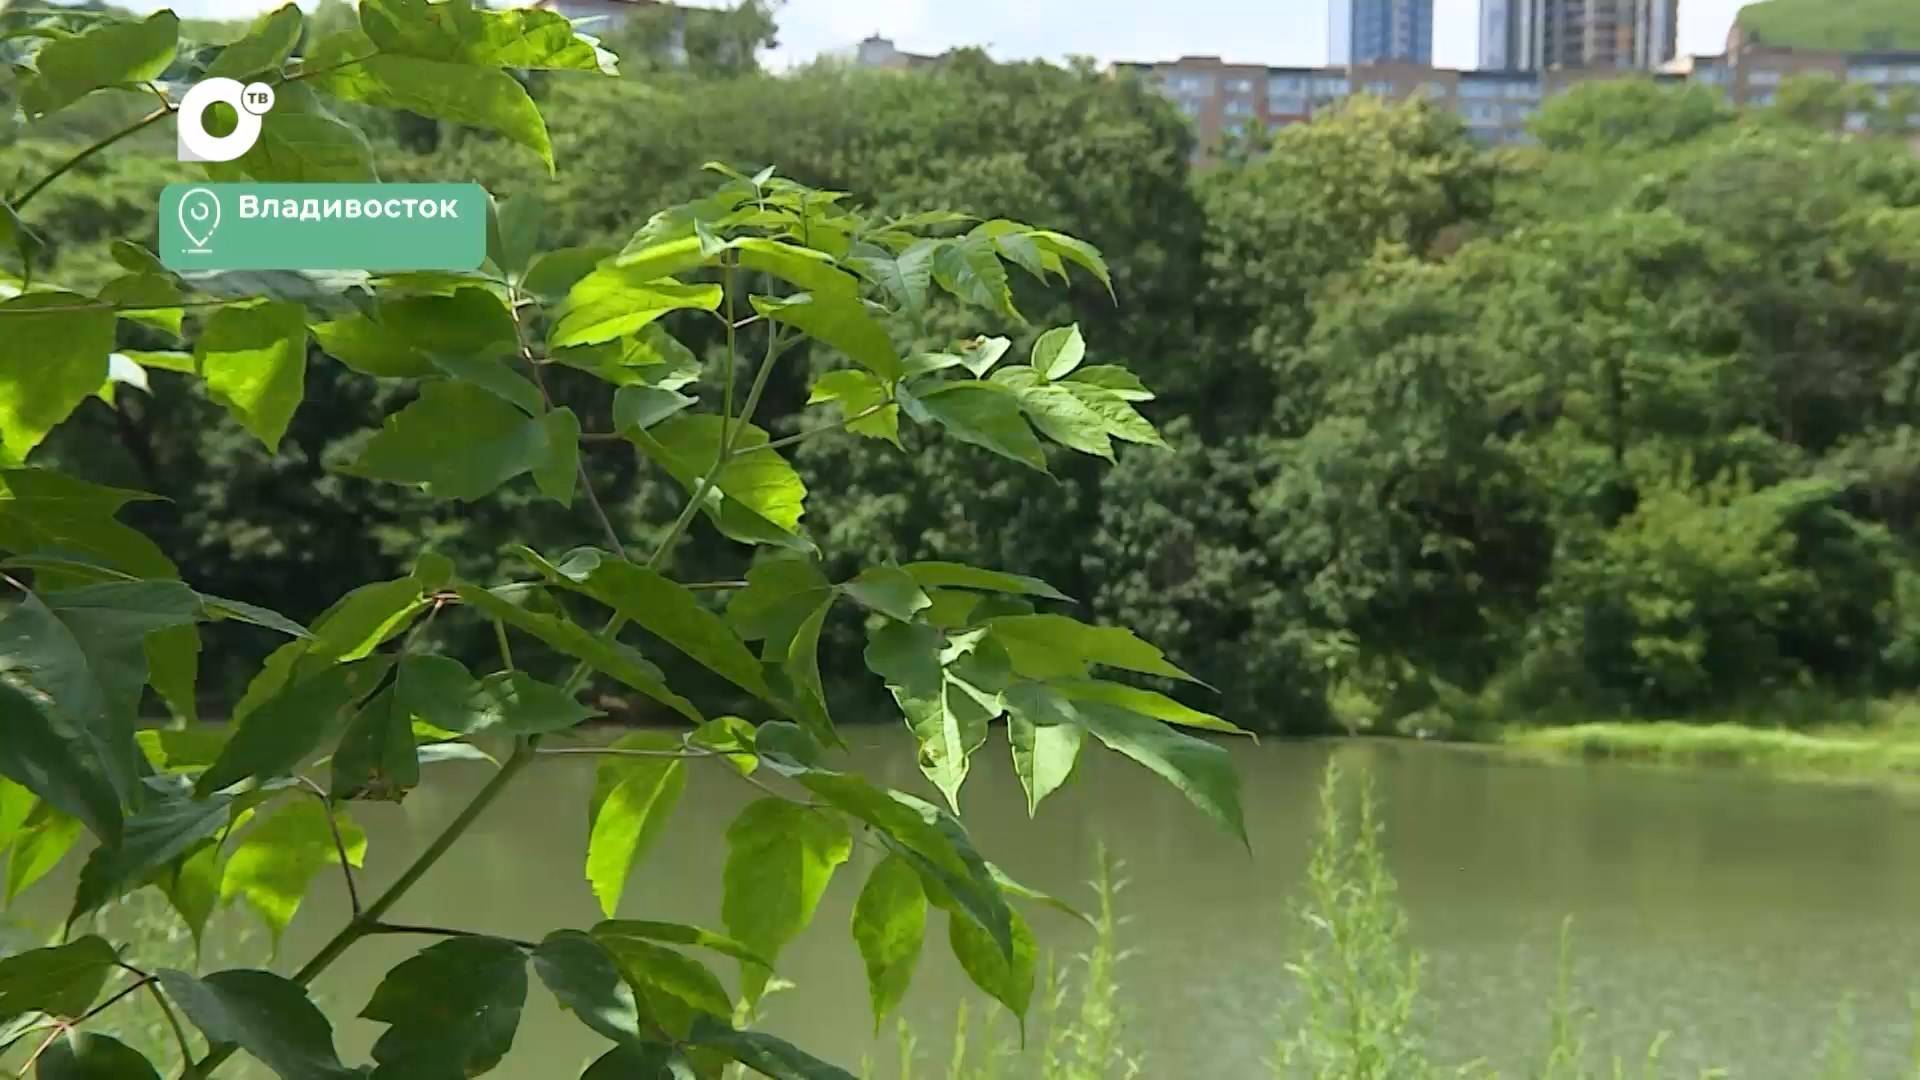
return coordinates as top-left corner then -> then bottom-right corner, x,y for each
510,285 -> 631,560
297,779 -> 361,917
0,298 -> 244,317
492,617 -> 515,672
761,402 -> 889,452
11,107 -> 169,210
365,922 -> 539,950
278,52 -> 378,86
535,746 -> 709,759
145,981 -> 198,1076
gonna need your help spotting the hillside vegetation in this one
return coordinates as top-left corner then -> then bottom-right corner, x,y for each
1740,0 -> 1920,51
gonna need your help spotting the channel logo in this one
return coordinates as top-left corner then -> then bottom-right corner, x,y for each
177,77 -> 277,163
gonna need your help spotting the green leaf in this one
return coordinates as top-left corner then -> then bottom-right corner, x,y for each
71,791 -> 232,920
0,470 -> 168,578
629,415 -> 810,550
586,733 -> 687,918
455,585 -> 699,722
344,381 -> 579,503
725,559 -> 832,652
529,551 -> 774,702
931,234 -> 1021,324
310,33 -> 555,170
688,1017 -> 859,1080
206,84 -> 378,183
360,0 -> 616,73
479,671 -> 598,735
908,383 -> 1048,473
361,936 -> 528,1080
554,325 -> 698,388
722,799 -> 851,1002
997,376 -> 1114,460
532,930 -> 644,1048
596,937 -> 730,1037
144,623 -> 200,725
956,337 -> 1011,379
0,681 -> 122,843
580,1045 -> 695,1079
207,3 -> 303,78
1054,679 -> 1247,735
851,854 -> 925,1031
158,839 -> 226,948
1,202 -> 47,280
136,729 -> 230,774
550,270 -> 721,349
751,294 -> 901,381
380,286 -> 518,357
0,936 -> 117,1022
519,246 -> 614,299
1058,381 -> 1164,448
782,596 -> 837,747
17,11 -> 177,118
592,921 -> 771,970
864,622 -> 991,809
195,300 -> 309,451
0,581 -> 200,819
690,716 -> 758,775
807,369 -> 899,448
949,906 -> 1036,1029
37,1031 -> 161,1080
986,613 -> 1198,682
98,273 -> 184,338
0,778 -> 30,852
392,655 -> 482,733
842,566 -> 933,622
7,811 -> 82,903
313,315 -> 435,378
532,408 -> 580,506
1003,684 -> 1086,815
610,236 -> 706,280
901,562 -> 1067,602
613,386 -> 696,432
1030,231 -> 1113,298
158,968 -> 357,1080
794,773 -> 1013,959
849,240 -> 935,318
0,293 -> 114,464
198,661 -> 373,796
428,354 -> 543,415
222,799 -> 365,944
331,688 -> 421,802
1074,700 -> 1246,842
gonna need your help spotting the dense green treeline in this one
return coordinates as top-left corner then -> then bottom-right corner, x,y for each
12,24 -> 1920,733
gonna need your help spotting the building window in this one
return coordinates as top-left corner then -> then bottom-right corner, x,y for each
1179,99 -> 1203,118
1165,73 -> 1215,95
1225,98 -> 1254,116
1269,74 -> 1305,94
1458,79 -> 1502,99
1225,77 -> 1255,94
1505,81 -> 1539,100
1747,69 -> 1783,87
1309,76 -> 1350,97
1849,65 -> 1892,83
1364,80 -> 1395,96
1418,81 -> 1449,98
1750,90 -> 1777,106
1269,94 -> 1306,113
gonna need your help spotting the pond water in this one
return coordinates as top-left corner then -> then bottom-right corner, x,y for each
16,735 -> 1920,1077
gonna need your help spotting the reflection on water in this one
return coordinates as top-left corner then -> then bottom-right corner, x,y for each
11,735 -> 1920,1077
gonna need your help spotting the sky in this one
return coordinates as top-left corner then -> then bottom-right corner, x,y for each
130,0 -> 1758,71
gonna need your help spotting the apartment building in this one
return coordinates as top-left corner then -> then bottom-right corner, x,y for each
1120,33 -> 1920,160
1480,0 -> 1678,71
1330,0 -> 1436,66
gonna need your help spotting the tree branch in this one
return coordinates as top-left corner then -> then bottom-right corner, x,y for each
11,107 -> 169,211
510,285 -> 631,561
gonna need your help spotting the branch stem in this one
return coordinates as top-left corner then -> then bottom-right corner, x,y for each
191,745 -> 536,1078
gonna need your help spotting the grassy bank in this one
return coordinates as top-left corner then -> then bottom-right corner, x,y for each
1497,697 -> 1920,781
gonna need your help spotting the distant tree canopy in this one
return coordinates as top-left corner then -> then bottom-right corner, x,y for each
15,49 -> 1920,732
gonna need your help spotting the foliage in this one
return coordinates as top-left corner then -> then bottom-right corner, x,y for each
1528,80 -> 1736,155
0,5 -> 1250,1078
1739,0 -> 1920,51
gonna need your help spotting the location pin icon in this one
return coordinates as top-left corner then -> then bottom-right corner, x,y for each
179,187 -> 221,251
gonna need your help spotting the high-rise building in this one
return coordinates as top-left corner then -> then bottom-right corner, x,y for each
1481,0 -> 1678,71
1329,0 -> 1435,66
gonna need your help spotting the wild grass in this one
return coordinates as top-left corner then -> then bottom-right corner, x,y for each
1502,713 -> 1920,780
